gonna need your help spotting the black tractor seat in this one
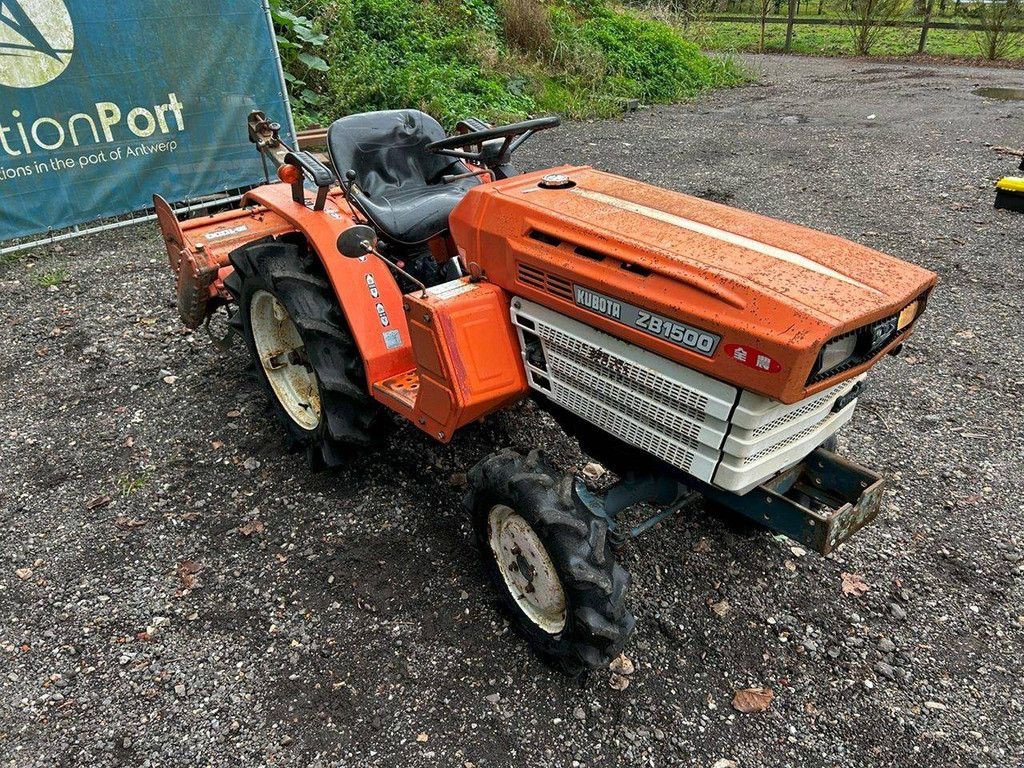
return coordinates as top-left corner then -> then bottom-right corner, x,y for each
327,109 -> 480,245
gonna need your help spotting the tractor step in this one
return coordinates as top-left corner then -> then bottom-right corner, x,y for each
373,370 -> 420,409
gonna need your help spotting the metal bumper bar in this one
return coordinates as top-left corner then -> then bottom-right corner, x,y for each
700,448 -> 884,554
573,448 -> 884,555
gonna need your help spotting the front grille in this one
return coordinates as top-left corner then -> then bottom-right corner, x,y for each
554,383 -> 697,473
537,323 -> 712,417
751,378 -> 856,439
548,356 -> 704,446
743,409 -> 845,465
512,299 -> 861,494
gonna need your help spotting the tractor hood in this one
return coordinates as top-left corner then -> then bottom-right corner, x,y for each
490,166 -> 930,325
449,166 -> 937,403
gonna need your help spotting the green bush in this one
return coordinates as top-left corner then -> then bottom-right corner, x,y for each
579,8 -> 738,102
273,0 -> 743,128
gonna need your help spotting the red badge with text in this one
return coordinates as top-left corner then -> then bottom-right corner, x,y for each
724,344 -> 781,373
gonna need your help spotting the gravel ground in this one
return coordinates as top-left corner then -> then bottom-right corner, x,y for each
2,54 -> 1023,768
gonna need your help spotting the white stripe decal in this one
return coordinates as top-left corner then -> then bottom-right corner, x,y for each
573,188 -> 878,293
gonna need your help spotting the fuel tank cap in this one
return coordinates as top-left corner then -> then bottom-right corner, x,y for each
538,173 -> 575,189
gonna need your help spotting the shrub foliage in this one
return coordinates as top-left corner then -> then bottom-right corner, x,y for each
269,0 -> 742,127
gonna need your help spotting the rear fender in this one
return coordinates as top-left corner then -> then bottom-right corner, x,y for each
242,183 -> 415,386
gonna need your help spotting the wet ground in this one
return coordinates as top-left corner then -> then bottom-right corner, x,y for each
1,55 -> 1023,767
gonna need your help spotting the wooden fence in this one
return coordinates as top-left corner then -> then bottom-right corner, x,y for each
705,10 -> 1023,53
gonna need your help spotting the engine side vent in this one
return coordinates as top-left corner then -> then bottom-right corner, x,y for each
621,262 -> 651,277
528,230 -> 562,247
574,245 -> 606,262
546,273 -> 573,300
518,263 -> 547,290
517,263 -> 574,301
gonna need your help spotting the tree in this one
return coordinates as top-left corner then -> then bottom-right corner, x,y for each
267,0 -> 329,126
974,0 -> 1023,60
844,0 -> 909,54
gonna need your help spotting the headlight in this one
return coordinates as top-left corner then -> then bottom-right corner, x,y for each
817,334 -> 858,375
868,316 -> 898,350
811,297 -> 925,383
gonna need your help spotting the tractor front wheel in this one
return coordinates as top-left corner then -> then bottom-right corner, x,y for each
465,449 -> 635,676
224,241 -> 386,467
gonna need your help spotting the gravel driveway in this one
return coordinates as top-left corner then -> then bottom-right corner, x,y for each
2,54 -> 1022,768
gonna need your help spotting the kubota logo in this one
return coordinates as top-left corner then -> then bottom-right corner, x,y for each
0,0 -> 74,89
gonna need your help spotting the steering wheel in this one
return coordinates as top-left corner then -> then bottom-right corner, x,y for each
426,115 -> 560,168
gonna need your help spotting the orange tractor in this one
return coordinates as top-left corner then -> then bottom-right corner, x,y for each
156,110 -> 936,675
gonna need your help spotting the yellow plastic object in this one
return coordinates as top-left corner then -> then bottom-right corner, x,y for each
996,176 -> 1024,193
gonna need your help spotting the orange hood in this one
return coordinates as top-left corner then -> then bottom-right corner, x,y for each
450,166 -> 937,403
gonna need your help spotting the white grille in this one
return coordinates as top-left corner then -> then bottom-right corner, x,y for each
744,409 -> 845,465
553,383 -> 696,472
548,356 -> 704,446
751,379 -> 855,438
533,324 -> 713,418
512,299 -> 859,494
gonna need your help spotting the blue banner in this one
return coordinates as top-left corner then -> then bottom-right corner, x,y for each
0,0 -> 293,242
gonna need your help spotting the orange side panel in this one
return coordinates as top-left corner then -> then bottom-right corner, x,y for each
242,184 -> 415,386
376,279 -> 528,442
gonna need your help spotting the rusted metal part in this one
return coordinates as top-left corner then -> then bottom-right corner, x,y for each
296,128 -> 329,149
154,194 -> 218,328
487,503 -> 567,634
249,289 -> 322,430
571,447 -> 882,554
701,447 -> 884,554
248,112 -> 335,209
154,192 -> 297,328
248,110 -> 291,169
572,475 -> 702,543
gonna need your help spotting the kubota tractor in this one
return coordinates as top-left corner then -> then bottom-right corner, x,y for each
155,110 -> 936,675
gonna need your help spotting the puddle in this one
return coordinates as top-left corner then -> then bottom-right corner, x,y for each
972,87 -> 1024,101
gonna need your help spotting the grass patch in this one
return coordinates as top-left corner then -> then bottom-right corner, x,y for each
34,269 -> 68,287
692,17 -> 1024,60
117,470 -> 153,497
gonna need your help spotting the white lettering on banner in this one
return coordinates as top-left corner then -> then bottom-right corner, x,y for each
126,141 -> 178,158
0,93 -> 185,157
0,138 -> 181,183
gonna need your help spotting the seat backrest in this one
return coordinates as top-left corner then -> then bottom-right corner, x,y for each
327,109 -> 455,200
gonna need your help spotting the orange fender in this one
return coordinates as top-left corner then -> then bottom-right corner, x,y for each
241,184 -> 415,386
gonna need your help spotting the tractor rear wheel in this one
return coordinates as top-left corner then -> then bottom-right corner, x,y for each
224,241 -> 386,467
465,449 -> 635,676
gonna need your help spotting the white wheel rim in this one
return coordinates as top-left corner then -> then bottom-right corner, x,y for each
488,504 -> 567,635
249,290 -> 321,431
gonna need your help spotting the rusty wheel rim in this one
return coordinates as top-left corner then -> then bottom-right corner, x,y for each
250,290 -> 321,431
487,504 -> 567,635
